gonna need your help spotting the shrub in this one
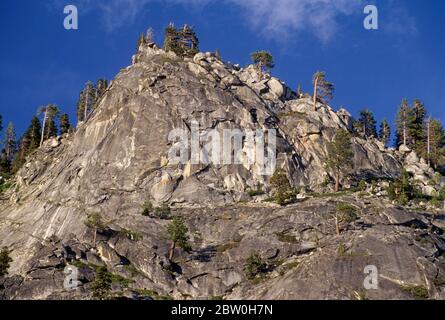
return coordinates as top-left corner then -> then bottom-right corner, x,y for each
0,247 -> 12,277
142,200 -> 153,216
270,169 -> 292,206
336,203 -> 359,223
142,201 -> 171,219
358,180 -> 367,191
247,185 -> 265,197
244,252 -> 266,280
387,169 -> 416,205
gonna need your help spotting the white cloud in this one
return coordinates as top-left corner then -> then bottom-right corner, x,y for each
227,0 -> 363,42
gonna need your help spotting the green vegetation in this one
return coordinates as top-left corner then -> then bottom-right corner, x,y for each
275,232 -> 298,244
166,218 -> 192,261
163,23 -> 199,57
332,204 -> 359,235
387,169 -> 420,205
247,185 -> 265,197
91,266 -> 134,300
0,247 -> 12,277
312,71 -> 334,110
91,266 -> 113,300
142,201 -> 171,219
270,169 -> 292,206
251,51 -> 274,74
401,284 -> 429,300
327,129 -> 354,192
244,252 -> 266,280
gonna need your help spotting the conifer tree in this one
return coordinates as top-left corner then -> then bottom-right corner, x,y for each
357,109 -> 377,138
379,119 -> 391,147
251,51 -> 275,75
409,99 -> 427,153
327,129 -> 354,192
137,32 -> 147,51
395,99 -> 412,147
13,116 -> 42,171
95,79 -> 108,101
76,81 -> 96,124
39,104 -> 59,146
4,122 -> 17,162
180,24 -> 199,57
0,247 -> 12,277
166,217 -> 192,261
312,71 -> 334,111
164,23 -> 181,55
425,118 -> 445,169
60,113 -> 71,135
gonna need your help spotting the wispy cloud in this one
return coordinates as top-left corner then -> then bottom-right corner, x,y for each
227,0 -> 363,42
53,0 -> 416,42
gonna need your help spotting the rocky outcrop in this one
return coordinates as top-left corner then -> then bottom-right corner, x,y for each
0,44 -> 443,300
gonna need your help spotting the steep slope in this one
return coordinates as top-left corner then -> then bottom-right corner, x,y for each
0,44 -> 444,300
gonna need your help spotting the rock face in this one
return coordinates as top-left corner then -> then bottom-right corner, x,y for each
0,45 -> 444,300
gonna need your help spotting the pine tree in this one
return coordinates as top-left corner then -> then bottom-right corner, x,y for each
409,99 -> 427,154
136,32 -> 147,51
0,247 -> 12,277
180,24 -> 199,57
76,81 -> 96,124
13,116 -> 41,171
95,79 -> 108,101
395,98 -> 412,148
4,122 -> 17,162
379,119 -> 391,147
91,266 -> 112,300
357,109 -> 377,138
163,23 -> 182,56
425,118 -> 445,169
327,129 -> 354,192
39,104 -> 59,146
251,51 -> 275,75
166,217 -> 192,261
60,114 -> 71,135
313,71 -> 334,111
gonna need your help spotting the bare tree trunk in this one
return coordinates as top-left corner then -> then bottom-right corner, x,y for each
40,108 -> 48,147
313,76 -> 319,111
93,227 -> 97,247
334,214 -> 340,236
84,87 -> 89,122
168,241 -> 176,261
403,109 -> 407,146
427,118 -> 431,166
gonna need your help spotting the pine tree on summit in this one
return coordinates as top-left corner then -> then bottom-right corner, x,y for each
379,119 -> 391,147
358,109 -> 377,138
395,98 -> 411,148
251,51 -> 275,75
312,71 -> 334,111
409,99 -> 427,153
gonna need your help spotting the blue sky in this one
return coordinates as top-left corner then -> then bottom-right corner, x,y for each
0,0 -> 444,139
